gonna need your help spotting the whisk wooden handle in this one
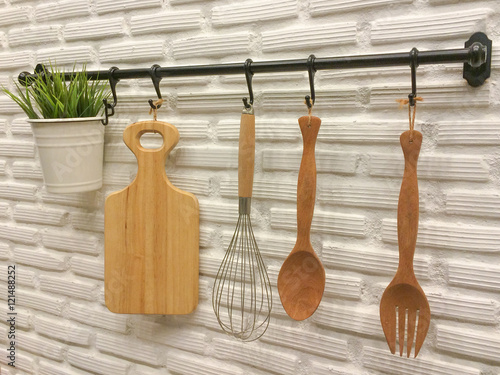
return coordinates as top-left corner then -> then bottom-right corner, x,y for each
296,115 -> 321,248
397,130 -> 422,274
238,113 -> 255,198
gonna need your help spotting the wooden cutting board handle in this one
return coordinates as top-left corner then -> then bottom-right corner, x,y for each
105,120 -> 199,315
123,120 -> 179,172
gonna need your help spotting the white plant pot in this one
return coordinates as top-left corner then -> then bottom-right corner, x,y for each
27,117 -> 105,193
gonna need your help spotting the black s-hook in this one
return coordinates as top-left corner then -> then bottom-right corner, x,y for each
102,66 -> 120,126
148,64 -> 163,110
408,48 -> 419,106
305,54 -> 316,109
242,58 -> 254,109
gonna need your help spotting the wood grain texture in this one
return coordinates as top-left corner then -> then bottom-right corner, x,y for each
380,130 -> 430,358
238,113 -> 255,198
278,115 -> 325,321
105,120 -> 199,315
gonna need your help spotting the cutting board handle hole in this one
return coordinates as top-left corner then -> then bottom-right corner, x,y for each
139,131 -> 164,150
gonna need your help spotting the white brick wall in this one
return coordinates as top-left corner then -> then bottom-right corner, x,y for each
0,1 -> 499,374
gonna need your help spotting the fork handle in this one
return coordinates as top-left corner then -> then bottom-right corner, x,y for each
397,130 -> 422,275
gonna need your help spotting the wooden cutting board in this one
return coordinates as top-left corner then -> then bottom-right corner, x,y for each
104,120 -> 199,315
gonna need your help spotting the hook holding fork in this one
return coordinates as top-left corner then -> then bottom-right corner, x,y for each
305,54 -> 316,109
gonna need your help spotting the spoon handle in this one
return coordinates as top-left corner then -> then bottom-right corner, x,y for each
295,115 -> 321,249
397,130 -> 422,275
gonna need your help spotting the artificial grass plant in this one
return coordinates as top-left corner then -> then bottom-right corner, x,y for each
2,63 -> 110,119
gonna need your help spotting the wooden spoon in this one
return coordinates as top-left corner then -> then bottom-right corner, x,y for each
278,115 -> 325,321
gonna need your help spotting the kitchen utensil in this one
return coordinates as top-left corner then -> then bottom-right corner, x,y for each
380,129 -> 430,357
278,115 -> 325,321
212,104 -> 272,341
105,120 -> 199,315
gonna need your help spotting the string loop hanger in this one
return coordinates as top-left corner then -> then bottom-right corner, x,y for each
102,66 -> 120,126
148,64 -> 163,110
305,54 -> 316,109
242,58 -> 254,111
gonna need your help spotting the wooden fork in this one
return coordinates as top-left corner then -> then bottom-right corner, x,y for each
379,130 -> 430,358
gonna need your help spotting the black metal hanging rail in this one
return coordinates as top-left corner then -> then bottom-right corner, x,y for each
19,33 -> 491,85
17,32 -> 492,123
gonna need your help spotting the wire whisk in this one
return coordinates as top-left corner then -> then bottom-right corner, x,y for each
212,104 -> 272,341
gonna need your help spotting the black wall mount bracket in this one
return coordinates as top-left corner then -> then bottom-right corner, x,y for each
463,32 -> 491,87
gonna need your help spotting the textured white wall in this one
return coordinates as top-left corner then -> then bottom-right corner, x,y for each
0,0 -> 499,374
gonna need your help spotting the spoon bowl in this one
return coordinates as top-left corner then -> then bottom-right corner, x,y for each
278,250 -> 325,320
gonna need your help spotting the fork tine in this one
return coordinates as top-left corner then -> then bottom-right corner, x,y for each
380,300 -> 396,354
406,309 -> 417,358
415,310 -> 430,357
398,306 -> 406,356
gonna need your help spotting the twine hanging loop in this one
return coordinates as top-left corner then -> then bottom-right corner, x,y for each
396,97 -> 423,141
304,99 -> 313,127
149,99 -> 164,121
